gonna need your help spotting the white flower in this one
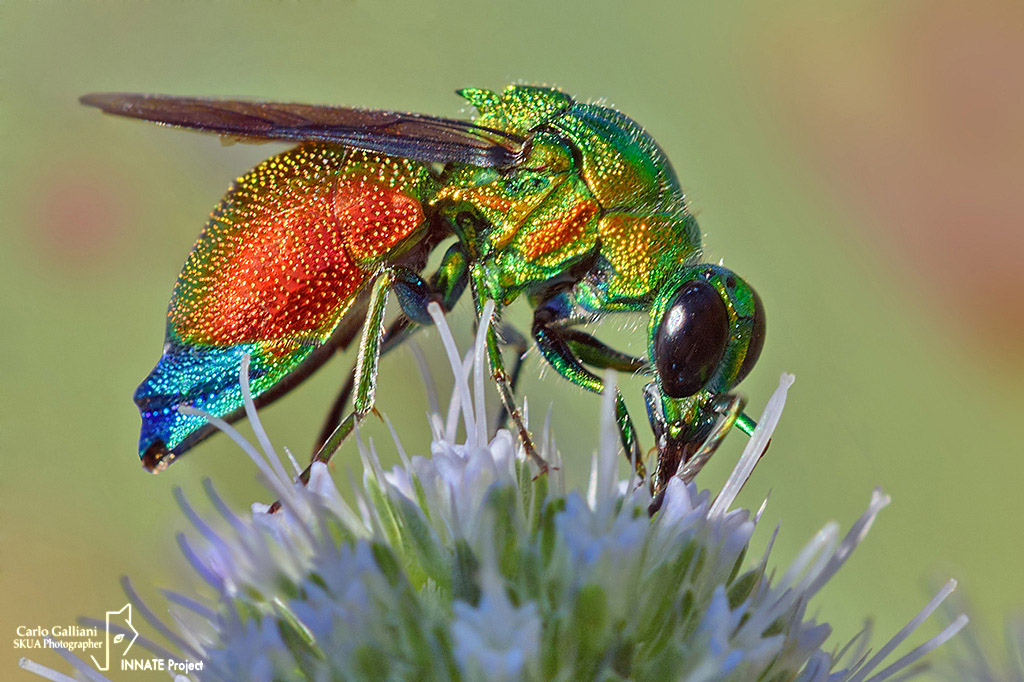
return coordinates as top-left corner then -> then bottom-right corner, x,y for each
451,559 -> 542,681
21,302 -> 967,682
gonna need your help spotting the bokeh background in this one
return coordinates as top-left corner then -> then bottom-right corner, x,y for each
3,1 -> 1023,680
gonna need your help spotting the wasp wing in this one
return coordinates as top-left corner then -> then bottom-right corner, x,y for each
80,92 -> 525,168
135,142 -> 439,471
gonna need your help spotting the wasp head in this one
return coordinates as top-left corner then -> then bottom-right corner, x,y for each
645,264 -> 765,491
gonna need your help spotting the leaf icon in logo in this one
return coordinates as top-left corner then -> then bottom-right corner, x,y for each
90,603 -> 138,672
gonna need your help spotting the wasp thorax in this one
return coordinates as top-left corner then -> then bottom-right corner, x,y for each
654,280 -> 730,398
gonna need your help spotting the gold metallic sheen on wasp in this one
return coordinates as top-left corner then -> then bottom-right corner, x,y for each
81,84 -> 766,507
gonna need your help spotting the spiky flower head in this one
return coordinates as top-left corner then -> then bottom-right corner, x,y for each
933,592 -> 1023,682
21,303 -> 965,682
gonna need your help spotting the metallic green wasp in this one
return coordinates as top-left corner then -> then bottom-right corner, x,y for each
81,84 -> 765,502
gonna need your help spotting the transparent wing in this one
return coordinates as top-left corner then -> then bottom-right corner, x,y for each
80,92 -> 525,167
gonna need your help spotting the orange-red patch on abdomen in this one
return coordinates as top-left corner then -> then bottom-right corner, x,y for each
174,197 -> 367,346
334,177 -> 424,264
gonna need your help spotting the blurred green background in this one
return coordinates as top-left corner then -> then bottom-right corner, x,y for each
4,1 -> 1023,680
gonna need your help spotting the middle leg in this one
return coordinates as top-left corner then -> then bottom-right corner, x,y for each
490,321 -> 529,435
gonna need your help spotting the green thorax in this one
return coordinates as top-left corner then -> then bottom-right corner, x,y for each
436,85 -> 701,308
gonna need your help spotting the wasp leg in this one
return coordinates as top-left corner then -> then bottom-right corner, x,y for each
491,326 -> 650,434
469,279 -> 547,472
428,241 -> 470,313
560,328 -> 649,374
490,322 -> 529,434
532,299 -> 647,481
307,269 -> 396,474
483,320 -> 549,472
310,244 -> 470,459
313,315 -> 415,453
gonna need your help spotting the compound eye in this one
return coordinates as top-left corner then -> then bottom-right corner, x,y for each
654,280 -> 730,398
734,287 -> 766,385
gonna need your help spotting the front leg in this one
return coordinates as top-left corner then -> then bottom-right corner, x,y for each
531,294 -> 647,481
